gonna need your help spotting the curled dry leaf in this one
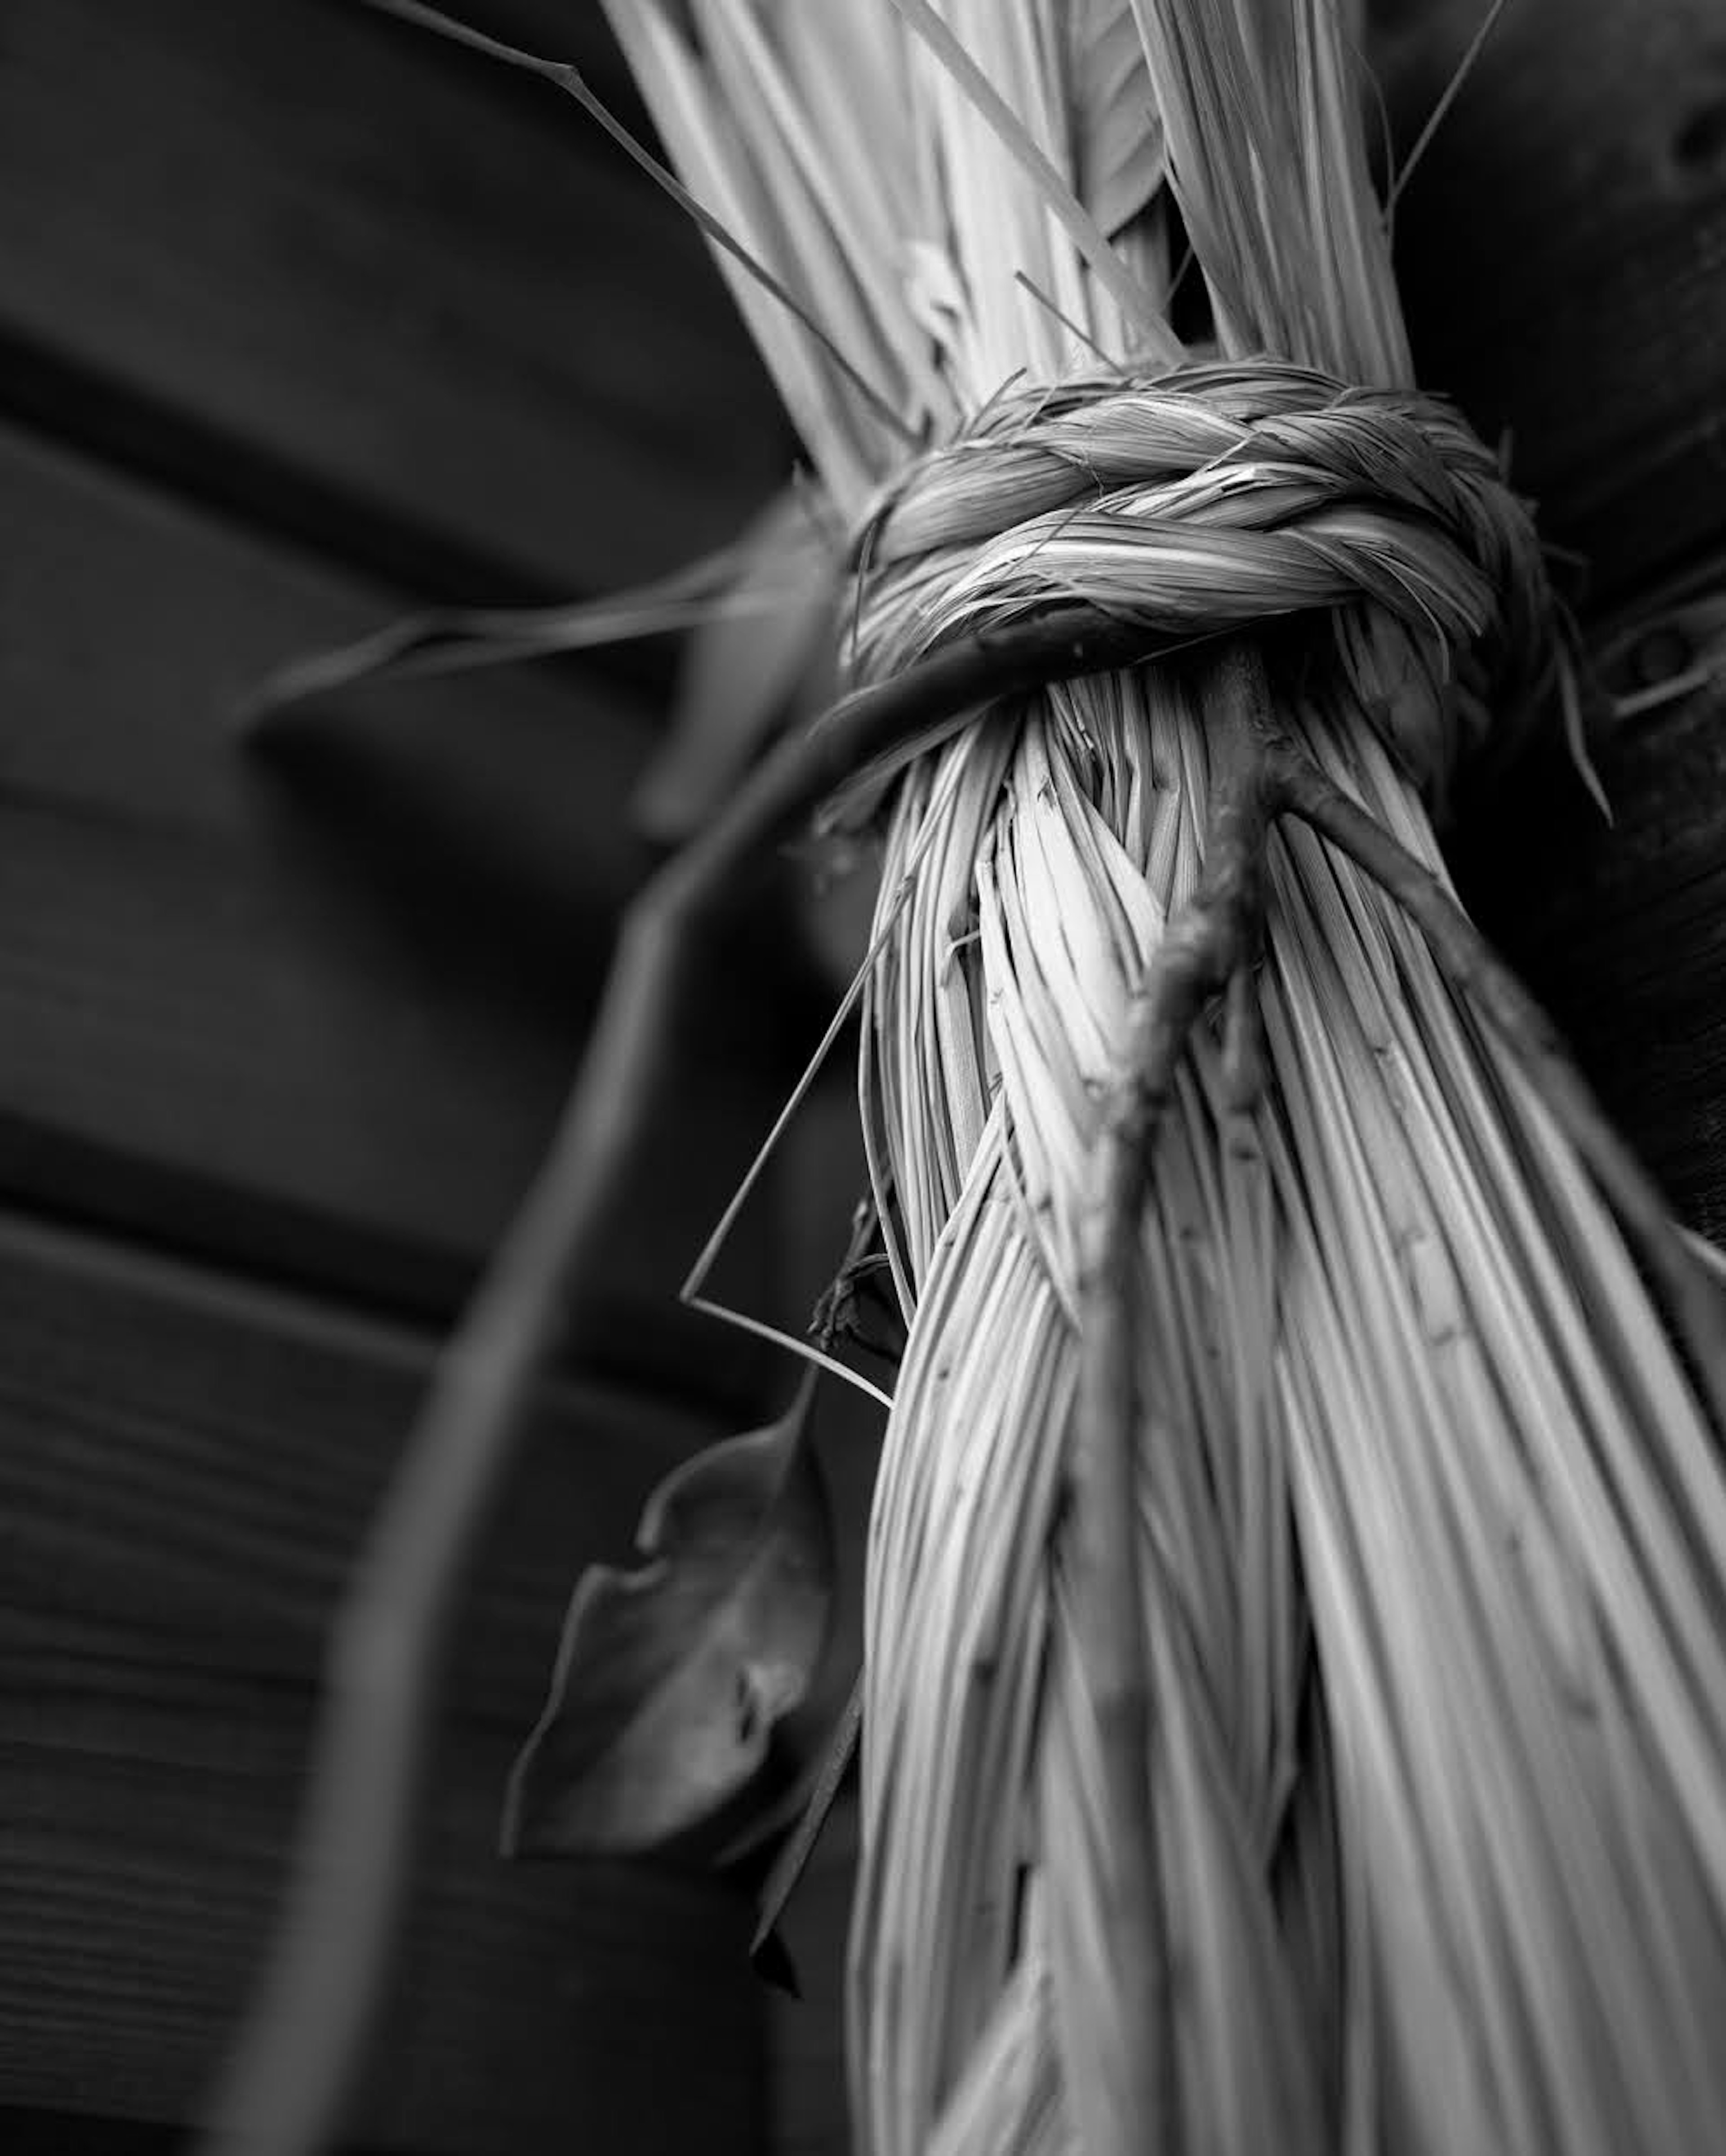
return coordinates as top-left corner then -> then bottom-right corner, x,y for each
501,1368 -> 835,1858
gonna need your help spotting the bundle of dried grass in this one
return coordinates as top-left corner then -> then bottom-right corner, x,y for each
580,4 -> 1726,2152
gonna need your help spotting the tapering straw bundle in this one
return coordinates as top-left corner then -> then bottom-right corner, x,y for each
606,4 -> 1726,2152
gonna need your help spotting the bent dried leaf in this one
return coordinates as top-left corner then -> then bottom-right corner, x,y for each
501,1368 -> 834,1857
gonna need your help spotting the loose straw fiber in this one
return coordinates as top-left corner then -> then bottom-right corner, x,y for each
605,4 -> 1726,2152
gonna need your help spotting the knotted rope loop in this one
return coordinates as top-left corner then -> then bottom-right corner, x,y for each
847,358 -> 1557,800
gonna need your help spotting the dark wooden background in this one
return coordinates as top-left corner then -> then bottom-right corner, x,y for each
0,4 -> 1721,2153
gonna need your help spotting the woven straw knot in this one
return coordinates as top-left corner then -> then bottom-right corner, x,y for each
850,358 -> 1557,796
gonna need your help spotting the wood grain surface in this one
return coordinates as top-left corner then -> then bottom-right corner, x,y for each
0,1208 -> 726,1715
0,0 -> 786,599
0,13 -> 798,2136
0,1683 -> 763,2154
0,422 -> 796,1395
0,1204 -> 770,2151
1378,0 -> 1726,604
1455,622 -> 1726,1244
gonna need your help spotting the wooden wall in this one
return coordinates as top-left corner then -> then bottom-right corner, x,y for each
1378,0 -> 1726,1245
0,3 -> 793,2150
0,4 -> 1721,2156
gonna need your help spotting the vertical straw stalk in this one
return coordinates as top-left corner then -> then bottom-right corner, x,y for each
600,4 -> 1726,2152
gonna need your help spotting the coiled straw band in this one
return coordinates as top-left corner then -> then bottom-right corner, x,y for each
845,360 -> 1555,813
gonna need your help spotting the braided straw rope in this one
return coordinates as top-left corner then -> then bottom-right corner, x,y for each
845,360 -> 1550,798
846,363 -> 1726,2156
600,4 -> 1726,2151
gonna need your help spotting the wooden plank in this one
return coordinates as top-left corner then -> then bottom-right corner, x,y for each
1379,0 -> 1726,601
0,1202 -> 784,2152
0,1218 -> 770,2149
0,417 -> 644,853
0,0 -> 786,597
0,1206 -> 725,1723
0,422 -> 789,1380
0,1676 -> 765,2154
1452,649 -> 1726,1245
0,1094 -> 858,2155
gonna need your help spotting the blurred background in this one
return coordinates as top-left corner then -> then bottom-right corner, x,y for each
0,2 -> 1720,2152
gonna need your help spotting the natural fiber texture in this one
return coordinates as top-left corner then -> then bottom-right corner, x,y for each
603,4 -> 1726,2152
843,360 -> 1550,806
856,680 -> 1726,2155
